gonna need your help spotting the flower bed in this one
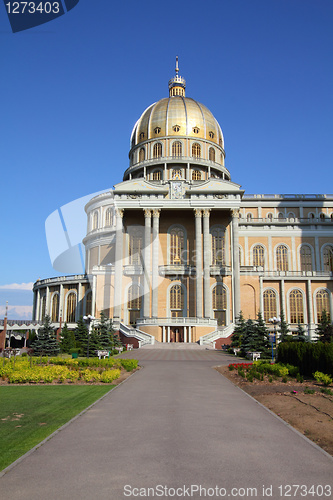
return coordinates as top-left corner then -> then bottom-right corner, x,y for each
0,357 -> 138,384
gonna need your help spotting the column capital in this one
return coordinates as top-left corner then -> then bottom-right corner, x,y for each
115,208 -> 124,218
194,209 -> 202,218
152,209 -> 161,218
144,209 -> 152,218
231,209 -> 240,218
202,209 -> 211,218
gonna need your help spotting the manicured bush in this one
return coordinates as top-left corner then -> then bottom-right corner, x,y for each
277,342 -> 333,376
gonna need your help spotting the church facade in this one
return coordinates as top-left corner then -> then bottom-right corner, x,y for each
33,63 -> 333,346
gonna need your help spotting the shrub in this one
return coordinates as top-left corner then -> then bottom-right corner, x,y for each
313,371 -> 332,387
100,369 -> 121,383
277,342 -> 333,376
120,359 -> 138,371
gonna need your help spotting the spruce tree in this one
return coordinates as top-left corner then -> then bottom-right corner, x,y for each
240,318 -> 257,354
81,325 -> 101,357
278,310 -> 290,342
231,311 -> 247,348
293,321 -> 308,342
98,312 -> 114,350
315,310 -> 333,343
255,312 -> 271,356
32,315 -> 60,356
74,317 -> 89,354
60,323 -> 76,353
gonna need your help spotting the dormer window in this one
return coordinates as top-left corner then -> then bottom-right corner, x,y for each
193,127 -> 200,134
139,132 -> 145,140
154,127 -> 161,135
173,125 -> 180,132
209,131 -> 215,139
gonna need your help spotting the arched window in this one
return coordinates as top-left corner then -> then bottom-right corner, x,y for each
66,292 -> 77,323
170,284 -> 184,317
320,213 -> 325,221
172,169 -> 182,179
51,294 -> 59,322
152,170 -> 161,181
209,147 -> 215,162
300,245 -> 312,272
323,246 -> 333,272
153,142 -> 162,158
289,289 -> 304,324
253,245 -> 265,268
211,227 -> 225,265
263,289 -> 277,323
105,208 -> 113,227
172,141 -> 182,157
278,212 -> 284,219
276,245 -> 289,271
170,227 -> 185,264
129,227 -> 143,265
128,284 -> 142,325
266,213 -> 273,221
316,289 -> 330,322
192,143 -> 201,158
212,284 -> 227,326
139,147 -> 145,162
192,169 -> 202,180
92,211 -> 99,230
246,213 -> 253,222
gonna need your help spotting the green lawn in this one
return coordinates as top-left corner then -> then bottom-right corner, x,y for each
0,385 -> 114,471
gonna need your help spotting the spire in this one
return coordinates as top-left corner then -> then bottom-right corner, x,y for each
168,56 -> 186,97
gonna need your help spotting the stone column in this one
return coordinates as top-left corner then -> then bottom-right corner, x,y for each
36,288 -> 40,322
194,209 -> 203,318
307,279 -> 314,339
45,286 -> 50,317
114,209 -> 124,321
203,209 -> 211,318
143,209 -> 152,318
188,325 -> 191,343
231,209 -> 241,319
59,284 -> 64,323
162,325 -> 166,343
78,282 -> 83,318
152,209 -> 161,318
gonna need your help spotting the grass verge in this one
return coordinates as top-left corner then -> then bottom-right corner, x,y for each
0,385 -> 114,471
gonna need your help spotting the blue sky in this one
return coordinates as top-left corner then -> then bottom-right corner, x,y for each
0,0 -> 332,319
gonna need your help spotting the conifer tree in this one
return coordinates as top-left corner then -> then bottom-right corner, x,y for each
98,312 -> 114,350
231,311 -> 247,348
278,309 -> 290,342
32,315 -> 60,356
74,317 -> 89,354
60,323 -> 76,353
315,310 -> 333,343
81,325 -> 101,357
240,318 -> 257,354
293,321 -> 308,342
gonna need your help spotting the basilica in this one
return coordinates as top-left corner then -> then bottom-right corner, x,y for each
32,61 -> 333,347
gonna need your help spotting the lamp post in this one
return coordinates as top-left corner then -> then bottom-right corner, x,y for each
268,316 -> 280,362
83,314 -> 95,358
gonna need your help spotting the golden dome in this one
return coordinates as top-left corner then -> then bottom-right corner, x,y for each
130,96 -> 224,148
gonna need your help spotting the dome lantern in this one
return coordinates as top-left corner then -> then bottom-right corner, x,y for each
168,56 -> 186,97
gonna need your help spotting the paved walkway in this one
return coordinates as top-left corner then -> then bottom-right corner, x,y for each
1,348 -> 332,499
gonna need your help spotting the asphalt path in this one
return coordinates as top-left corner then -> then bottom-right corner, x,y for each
0,347 -> 332,500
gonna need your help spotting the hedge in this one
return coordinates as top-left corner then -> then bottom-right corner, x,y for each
277,342 -> 333,377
